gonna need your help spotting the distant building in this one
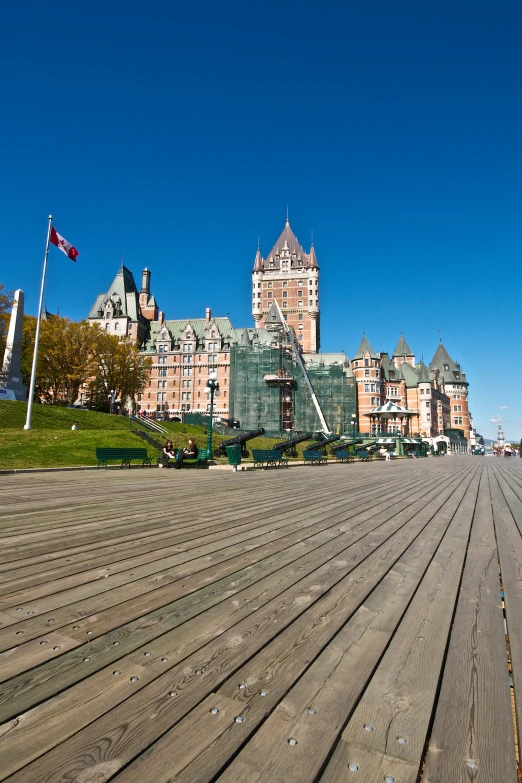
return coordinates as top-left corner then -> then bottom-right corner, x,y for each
86,220 -> 472,446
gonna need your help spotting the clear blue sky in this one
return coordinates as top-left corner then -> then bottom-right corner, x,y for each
1,0 -> 521,440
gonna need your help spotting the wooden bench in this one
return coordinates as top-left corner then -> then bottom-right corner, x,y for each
357,449 -> 373,462
334,450 -> 354,463
157,449 -> 210,469
303,449 -> 328,465
96,448 -> 153,469
252,449 -> 289,469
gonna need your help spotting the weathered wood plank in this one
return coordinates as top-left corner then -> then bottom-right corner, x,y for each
318,465 -> 481,782
422,466 -> 518,782
1,466 -> 475,782
488,462 -> 522,760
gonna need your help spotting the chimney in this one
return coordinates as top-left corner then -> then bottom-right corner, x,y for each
159,311 -> 164,324
141,268 -> 151,294
205,307 -> 211,323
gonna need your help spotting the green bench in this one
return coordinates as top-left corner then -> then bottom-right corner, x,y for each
96,448 -> 153,469
157,448 -> 210,469
356,449 -> 373,462
252,449 -> 289,469
334,450 -> 354,463
303,449 -> 328,465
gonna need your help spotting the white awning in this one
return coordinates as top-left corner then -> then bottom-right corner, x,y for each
377,438 -> 396,444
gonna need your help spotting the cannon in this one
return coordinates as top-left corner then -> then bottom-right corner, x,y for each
214,428 -> 266,458
272,433 -> 312,457
330,438 -> 364,454
306,435 -> 341,452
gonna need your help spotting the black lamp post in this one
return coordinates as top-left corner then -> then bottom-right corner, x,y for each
204,371 -> 220,456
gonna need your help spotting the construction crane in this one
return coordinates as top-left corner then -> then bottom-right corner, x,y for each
266,301 -> 330,435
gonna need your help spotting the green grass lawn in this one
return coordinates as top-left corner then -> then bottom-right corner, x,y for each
0,401 -> 323,470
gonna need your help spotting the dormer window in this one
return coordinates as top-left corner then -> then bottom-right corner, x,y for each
444,364 -> 449,370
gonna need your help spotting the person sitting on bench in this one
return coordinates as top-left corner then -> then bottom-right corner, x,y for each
176,438 -> 198,469
161,440 -> 176,468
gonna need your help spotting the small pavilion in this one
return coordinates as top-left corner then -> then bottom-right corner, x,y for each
364,401 -> 419,436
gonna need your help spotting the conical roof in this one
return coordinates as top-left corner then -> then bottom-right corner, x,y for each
239,328 -> 251,346
393,334 -> 413,357
416,361 -> 431,383
309,243 -> 318,269
266,219 -> 308,261
430,341 -> 467,384
253,246 -> 262,272
353,334 -> 378,360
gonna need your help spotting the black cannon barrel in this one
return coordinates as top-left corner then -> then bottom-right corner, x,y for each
272,432 -> 311,457
330,439 -> 364,454
215,428 -> 265,458
307,435 -> 341,451
330,441 -> 353,452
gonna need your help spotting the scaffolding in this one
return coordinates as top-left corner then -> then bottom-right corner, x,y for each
229,343 -> 356,436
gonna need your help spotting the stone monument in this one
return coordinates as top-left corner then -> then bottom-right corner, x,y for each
1,289 -> 28,400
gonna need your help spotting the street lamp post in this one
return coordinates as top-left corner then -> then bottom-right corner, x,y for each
204,371 -> 220,457
351,413 -> 357,455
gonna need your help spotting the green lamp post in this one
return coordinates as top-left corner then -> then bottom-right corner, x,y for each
351,412 -> 357,455
204,371 -> 220,457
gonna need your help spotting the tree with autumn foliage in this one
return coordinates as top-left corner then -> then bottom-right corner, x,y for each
87,330 -> 152,412
19,315 -> 151,409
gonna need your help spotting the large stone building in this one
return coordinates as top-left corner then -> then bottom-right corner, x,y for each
252,219 -> 319,352
86,217 -> 472,445
351,332 -> 470,442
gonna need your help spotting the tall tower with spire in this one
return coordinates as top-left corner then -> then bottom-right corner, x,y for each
252,218 -> 319,352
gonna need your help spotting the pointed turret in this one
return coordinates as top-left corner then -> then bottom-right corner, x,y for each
416,361 -> 430,383
309,242 -> 318,269
240,328 -> 251,346
253,243 -> 263,272
352,334 -> 378,360
393,334 -> 413,358
266,219 -> 307,260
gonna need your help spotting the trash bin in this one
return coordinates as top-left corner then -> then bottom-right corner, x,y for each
226,445 -> 242,472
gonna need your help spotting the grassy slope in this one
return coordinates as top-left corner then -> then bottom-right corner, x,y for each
0,402 -> 319,469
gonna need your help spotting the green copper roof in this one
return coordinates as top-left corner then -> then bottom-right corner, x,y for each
88,264 -> 140,321
141,317 -> 272,352
429,342 -> 468,384
416,361 -> 431,383
393,334 -> 413,357
399,362 -> 420,388
353,334 -> 378,360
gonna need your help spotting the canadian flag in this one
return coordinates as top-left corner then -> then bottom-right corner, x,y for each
50,226 -> 79,261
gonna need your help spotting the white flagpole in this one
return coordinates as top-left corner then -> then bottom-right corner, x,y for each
24,215 -> 53,430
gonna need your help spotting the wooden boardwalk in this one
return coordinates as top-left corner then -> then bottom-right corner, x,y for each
0,458 -> 521,782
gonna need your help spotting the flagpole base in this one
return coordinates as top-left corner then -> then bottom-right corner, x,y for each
23,424 -> 32,430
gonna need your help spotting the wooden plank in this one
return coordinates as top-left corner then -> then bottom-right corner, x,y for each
0,468 -> 444,722
488,463 -> 522,756
317,464 -> 481,783
0,469 -> 419,585
197,468 -> 479,783
0,466 -> 448,649
1,466 -> 476,782
422,467 -> 518,782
